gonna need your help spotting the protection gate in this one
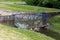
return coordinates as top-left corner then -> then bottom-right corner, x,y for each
13,12 -> 47,30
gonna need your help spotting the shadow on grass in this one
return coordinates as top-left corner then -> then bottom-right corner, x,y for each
39,29 -> 60,40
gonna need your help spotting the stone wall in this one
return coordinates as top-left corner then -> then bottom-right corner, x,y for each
46,12 -> 60,22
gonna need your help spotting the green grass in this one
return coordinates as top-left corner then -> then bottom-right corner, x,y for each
0,24 -> 55,40
0,0 -> 23,2
48,14 -> 60,33
46,14 -> 60,40
0,4 -> 60,12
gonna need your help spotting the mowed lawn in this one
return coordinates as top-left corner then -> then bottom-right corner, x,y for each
0,24 -> 55,40
0,4 -> 60,12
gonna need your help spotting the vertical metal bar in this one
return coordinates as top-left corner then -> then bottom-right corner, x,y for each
42,12 -> 47,26
12,14 -> 15,26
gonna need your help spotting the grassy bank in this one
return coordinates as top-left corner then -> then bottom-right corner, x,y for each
0,24 -> 55,40
48,14 -> 60,33
0,4 -> 60,12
